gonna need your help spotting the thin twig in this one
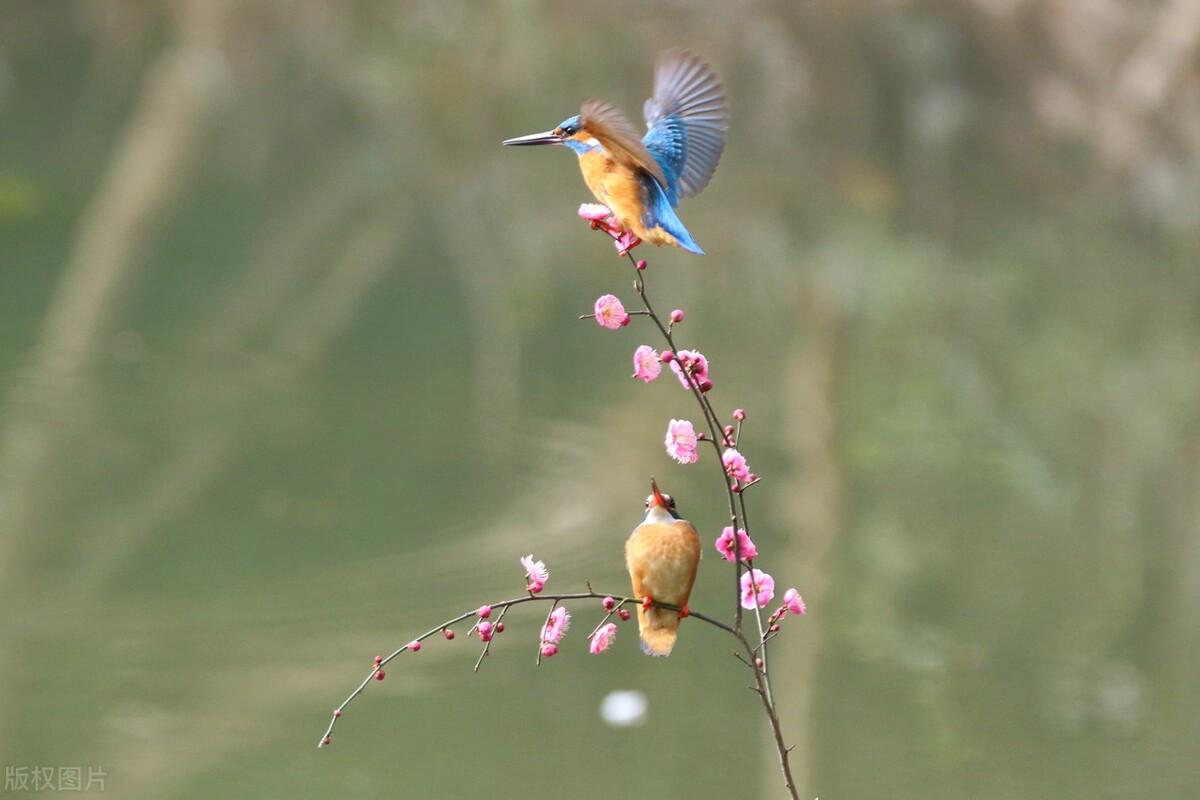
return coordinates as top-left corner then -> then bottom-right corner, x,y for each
318,224 -> 803,800
535,601 -> 558,666
473,604 -> 511,673
607,231 -> 799,800
317,590 -> 731,747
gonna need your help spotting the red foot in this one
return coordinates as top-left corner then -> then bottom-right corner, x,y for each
641,596 -> 654,612
615,231 -> 642,256
678,604 -> 691,619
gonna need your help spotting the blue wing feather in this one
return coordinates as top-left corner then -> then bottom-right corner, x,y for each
642,117 -> 687,205
642,49 -> 729,204
641,174 -> 704,255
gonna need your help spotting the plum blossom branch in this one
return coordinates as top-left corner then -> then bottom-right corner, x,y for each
583,207 -> 804,799
318,207 -> 808,800
316,587 -> 734,749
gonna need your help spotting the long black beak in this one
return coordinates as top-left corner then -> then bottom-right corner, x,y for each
502,129 -> 562,146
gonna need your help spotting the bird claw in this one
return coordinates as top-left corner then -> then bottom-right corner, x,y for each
614,230 -> 642,256
678,604 -> 691,619
641,596 -> 654,612
576,203 -> 641,256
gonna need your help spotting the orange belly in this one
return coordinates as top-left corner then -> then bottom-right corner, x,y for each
625,520 -> 701,606
578,151 -> 679,248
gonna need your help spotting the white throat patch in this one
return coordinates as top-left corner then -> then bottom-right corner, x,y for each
642,505 -> 676,525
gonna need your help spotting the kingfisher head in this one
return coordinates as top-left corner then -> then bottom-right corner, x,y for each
642,478 -> 680,520
502,114 -> 599,155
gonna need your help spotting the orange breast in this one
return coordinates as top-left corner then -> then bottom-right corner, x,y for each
578,150 -> 655,241
625,520 -> 701,606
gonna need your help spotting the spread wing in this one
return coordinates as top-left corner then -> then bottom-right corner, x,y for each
579,98 -> 668,190
642,49 -> 729,204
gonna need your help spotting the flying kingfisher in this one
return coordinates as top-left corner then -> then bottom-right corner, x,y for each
625,479 -> 701,656
503,49 -> 728,255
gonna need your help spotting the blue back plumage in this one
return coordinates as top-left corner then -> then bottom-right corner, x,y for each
641,49 -> 729,208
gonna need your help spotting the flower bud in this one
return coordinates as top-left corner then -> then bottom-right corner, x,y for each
733,408 -> 746,421
617,608 -> 632,621
636,259 -> 647,271
670,309 -> 685,323
602,596 -> 616,611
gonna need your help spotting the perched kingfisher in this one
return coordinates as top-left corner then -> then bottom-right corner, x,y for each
625,479 -> 702,656
503,49 -> 728,255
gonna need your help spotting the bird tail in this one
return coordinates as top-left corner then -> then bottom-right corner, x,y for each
637,605 -> 680,657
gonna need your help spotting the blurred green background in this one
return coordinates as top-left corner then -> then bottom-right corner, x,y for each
2,1 -> 1199,798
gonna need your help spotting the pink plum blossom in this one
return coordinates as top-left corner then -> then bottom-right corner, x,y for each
740,568 -> 776,609
477,621 -> 494,641
722,448 -> 751,482
669,349 -> 709,390
541,606 -> 571,645
783,588 -> 807,617
578,203 -> 612,222
577,204 -> 642,255
594,294 -> 630,330
715,526 -> 758,563
589,623 -> 618,654
664,419 -> 699,464
520,554 -> 549,592
633,345 -> 662,383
